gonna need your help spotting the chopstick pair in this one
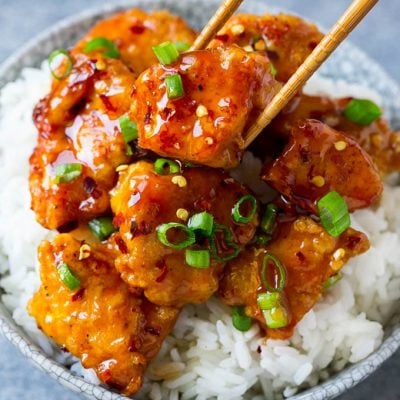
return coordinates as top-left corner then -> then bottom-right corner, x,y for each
191,0 -> 379,148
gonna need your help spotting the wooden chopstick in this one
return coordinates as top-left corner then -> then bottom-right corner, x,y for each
244,0 -> 379,148
190,0 -> 244,51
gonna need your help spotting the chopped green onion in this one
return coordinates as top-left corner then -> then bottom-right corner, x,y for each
232,306 -> 252,332
262,306 -> 288,329
270,63 -> 277,77
156,223 -> 196,249
253,234 -> 271,246
88,217 -> 116,241
323,272 -> 343,289
317,191 -> 350,237
152,41 -> 180,65
154,158 -> 180,175
232,195 -> 257,224
185,249 -> 210,268
57,263 -> 80,291
174,41 -> 190,53
48,49 -> 73,80
260,253 -> 287,292
261,203 -> 278,235
84,37 -> 120,59
54,163 -> 83,184
343,98 -> 382,126
165,74 -> 185,99
210,224 -> 241,262
257,292 -> 281,310
119,115 -> 138,143
188,212 -> 214,237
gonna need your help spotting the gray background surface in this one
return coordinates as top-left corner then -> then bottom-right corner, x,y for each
0,0 -> 399,399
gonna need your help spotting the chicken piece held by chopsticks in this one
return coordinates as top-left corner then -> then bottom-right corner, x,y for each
133,46 -> 280,169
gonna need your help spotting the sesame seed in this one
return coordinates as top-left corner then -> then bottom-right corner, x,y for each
96,60 -> 107,70
254,39 -> 267,51
196,104 -> 208,118
231,24 -> 245,35
334,141 -> 347,151
116,164 -> 129,172
176,208 -> 189,221
79,244 -> 91,260
333,248 -> 346,261
205,137 -> 214,145
311,175 -> 326,187
243,45 -> 254,52
171,175 -> 187,188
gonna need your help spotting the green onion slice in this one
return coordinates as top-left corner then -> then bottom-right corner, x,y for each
54,163 -> 83,184
174,41 -> 190,53
253,234 -> 271,246
232,194 -> 257,224
210,224 -> 241,262
343,98 -> 382,126
119,115 -> 138,143
165,73 -> 185,99
88,217 -> 116,241
57,263 -> 81,291
232,305 -> 252,332
317,191 -> 350,237
48,49 -> 73,80
270,63 -> 277,77
154,158 -> 181,175
185,249 -> 210,269
84,37 -> 120,59
156,223 -> 196,250
257,292 -> 281,311
262,306 -> 288,329
152,41 -> 180,65
323,272 -> 343,289
260,253 -> 287,293
261,203 -> 278,235
188,212 -> 214,237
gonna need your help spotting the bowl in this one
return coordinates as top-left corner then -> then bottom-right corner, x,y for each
1,0 -> 400,399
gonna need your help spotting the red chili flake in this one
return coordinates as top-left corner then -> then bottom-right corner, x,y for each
131,84 -> 137,97
296,251 -> 306,262
83,177 -> 97,195
115,236 -> 128,254
128,335 -> 142,352
214,34 -> 230,42
144,326 -> 161,336
130,24 -> 146,34
100,94 -> 117,112
113,214 -> 124,228
144,104 -> 152,125
155,263 -> 169,283
71,288 -> 85,302
345,235 -> 362,250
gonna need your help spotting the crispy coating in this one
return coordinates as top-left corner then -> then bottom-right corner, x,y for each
76,9 -> 197,74
110,161 -> 258,307
209,14 -> 323,82
134,46 -> 279,169
264,94 -> 400,174
28,234 -> 178,396
262,119 -> 383,212
29,53 -> 136,229
219,216 -> 370,339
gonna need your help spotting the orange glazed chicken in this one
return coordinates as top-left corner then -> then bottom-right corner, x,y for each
133,46 -> 280,168
219,216 -> 370,339
263,119 -> 383,212
76,9 -> 197,74
110,160 -> 258,307
209,14 -> 324,82
29,234 -> 178,395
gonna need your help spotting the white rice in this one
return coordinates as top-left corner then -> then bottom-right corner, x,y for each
0,63 -> 398,400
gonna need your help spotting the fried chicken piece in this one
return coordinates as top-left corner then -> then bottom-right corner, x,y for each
263,94 -> 400,175
262,119 -> 383,212
219,216 -> 370,339
110,161 -> 258,307
209,14 -> 323,82
28,234 -> 178,396
76,9 -> 197,74
29,53 -> 136,229
134,46 -> 279,169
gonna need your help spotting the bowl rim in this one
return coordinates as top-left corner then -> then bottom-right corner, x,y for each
1,1 -> 400,399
